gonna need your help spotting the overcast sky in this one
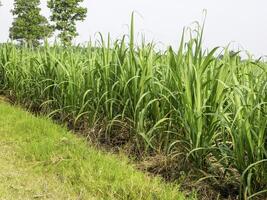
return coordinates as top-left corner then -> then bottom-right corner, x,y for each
0,0 -> 266,56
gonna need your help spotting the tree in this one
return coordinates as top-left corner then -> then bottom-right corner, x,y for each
48,0 -> 87,46
9,0 -> 52,46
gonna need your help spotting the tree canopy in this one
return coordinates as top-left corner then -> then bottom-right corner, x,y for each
48,0 -> 87,46
9,0 -> 52,46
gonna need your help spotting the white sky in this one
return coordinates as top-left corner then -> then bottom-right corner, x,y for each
0,0 -> 267,56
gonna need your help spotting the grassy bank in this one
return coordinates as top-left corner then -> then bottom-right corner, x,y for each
0,101 -> 189,199
0,15 -> 266,199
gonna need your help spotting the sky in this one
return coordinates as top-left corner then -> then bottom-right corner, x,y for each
0,0 -> 267,57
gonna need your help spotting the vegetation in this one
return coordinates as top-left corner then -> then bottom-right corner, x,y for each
0,15 -> 266,199
0,101 -> 188,199
9,0 -> 52,46
48,0 -> 87,46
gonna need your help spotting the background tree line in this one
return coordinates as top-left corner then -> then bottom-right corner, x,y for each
3,0 -> 87,46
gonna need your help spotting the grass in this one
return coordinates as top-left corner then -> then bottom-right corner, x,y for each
0,139 -> 78,199
0,14 -> 266,199
0,101 -> 190,200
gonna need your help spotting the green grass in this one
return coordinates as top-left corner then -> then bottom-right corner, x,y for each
0,101 -> 189,200
0,14 -> 266,199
